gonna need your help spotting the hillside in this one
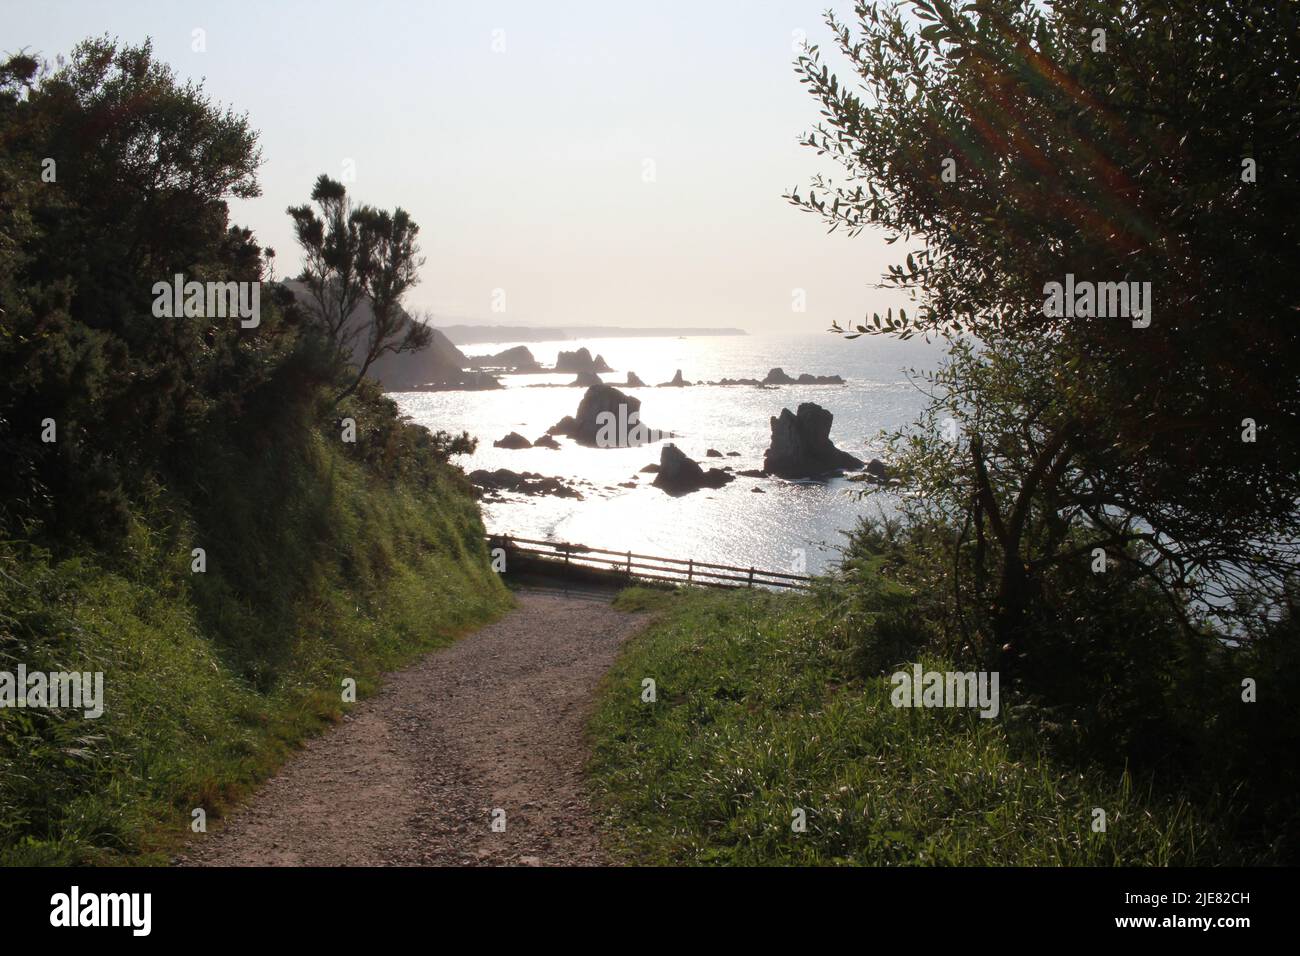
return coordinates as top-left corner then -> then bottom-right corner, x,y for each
0,400 -> 509,864
282,279 -> 479,390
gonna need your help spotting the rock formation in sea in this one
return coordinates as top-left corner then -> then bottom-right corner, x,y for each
548,384 -> 662,447
708,369 -> 845,387
651,443 -> 735,496
657,369 -> 691,387
571,370 -> 603,387
468,468 -> 583,500
763,403 -> 864,478
848,458 -> 894,483
554,347 -> 613,374
493,432 -> 532,449
467,345 -> 543,372
756,368 -> 844,385
625,371 -> 646,387
532,434 -> 561,449
791,371 -> 844,385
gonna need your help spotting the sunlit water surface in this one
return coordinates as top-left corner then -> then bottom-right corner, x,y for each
393,333 -> 944,575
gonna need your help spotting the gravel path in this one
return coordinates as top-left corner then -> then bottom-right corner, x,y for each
180,587 -> 642,867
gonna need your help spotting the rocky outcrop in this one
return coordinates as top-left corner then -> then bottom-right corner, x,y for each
792,371 -> 844,385
657,369 -> 691,387
533,434 -> 561,449
468,469 -> 582,500
848,458 -> 894,483
548,415 -> 578,437
571,370 -> 603,387
712,378 -> 777,388
761,367 -> 844,385
625,371 -> 646,387
555,348 -> 613,374
705,449 -> 723,458
493,432 -> 532,449
709,369 -> 845,387
763,403 -> 864,478
468,345 -> 543,372
651,444 -> 734,496
548,384 -> 661,447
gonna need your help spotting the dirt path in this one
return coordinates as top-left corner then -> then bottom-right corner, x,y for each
179,587 -> 643,866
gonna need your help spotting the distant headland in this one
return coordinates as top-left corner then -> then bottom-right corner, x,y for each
438,325 -> 748,346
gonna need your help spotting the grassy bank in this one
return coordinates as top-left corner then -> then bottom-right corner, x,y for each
589,587 -> 1246,866
0,424 -> 509,865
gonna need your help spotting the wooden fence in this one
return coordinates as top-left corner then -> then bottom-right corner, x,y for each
485,534 -> 813,591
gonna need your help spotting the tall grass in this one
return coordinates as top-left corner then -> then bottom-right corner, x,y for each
0,424 -> 508,865
589,587 -> 1245,865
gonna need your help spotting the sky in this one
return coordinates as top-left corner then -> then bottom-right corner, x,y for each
5,0 -> 910,332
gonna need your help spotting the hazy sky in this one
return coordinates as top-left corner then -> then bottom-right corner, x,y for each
7,0 -> 910,332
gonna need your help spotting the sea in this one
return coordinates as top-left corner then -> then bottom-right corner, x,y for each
393,332 -> 946,576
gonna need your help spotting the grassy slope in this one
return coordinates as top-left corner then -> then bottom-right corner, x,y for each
0,428 -> 509,865
589,587 -> 1238,865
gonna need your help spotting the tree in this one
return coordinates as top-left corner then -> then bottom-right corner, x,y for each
0,38 -> 279,542
792,0 -> 1300,650
287,175 -> 431,404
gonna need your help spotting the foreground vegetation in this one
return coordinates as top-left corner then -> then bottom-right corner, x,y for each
591,585 -> 1272,865
0,408 -> 507,866
595,1 -> 1298,866
0,39 -> 508,864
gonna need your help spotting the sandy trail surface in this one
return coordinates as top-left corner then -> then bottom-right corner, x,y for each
180,586 -> 641,866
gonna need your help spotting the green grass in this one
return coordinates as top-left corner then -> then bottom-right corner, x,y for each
611,586 -> 677,614
0,427 -> 509,865
589,587 -> 1237,865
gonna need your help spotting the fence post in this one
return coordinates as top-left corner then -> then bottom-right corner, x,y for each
688,558 -> 693,584
748,567 -> 755,588
626,550 -> 632,579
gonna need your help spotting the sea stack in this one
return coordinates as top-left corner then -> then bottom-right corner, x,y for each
548,384 -> 662,447
652,444 -> 734,496
762,403 -> 864,478
554,347 -> 613,374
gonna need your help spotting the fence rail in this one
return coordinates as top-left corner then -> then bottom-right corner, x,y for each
486,534 -> 813,591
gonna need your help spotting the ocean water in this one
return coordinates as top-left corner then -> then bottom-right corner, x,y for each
393,332 -> 946,576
